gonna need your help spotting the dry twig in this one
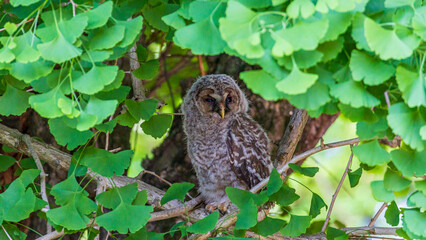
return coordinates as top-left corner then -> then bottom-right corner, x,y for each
23,135 -> 52,234
321,144 -> 357,232
369,202 -> 389,227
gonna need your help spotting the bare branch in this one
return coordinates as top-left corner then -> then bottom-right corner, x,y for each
198,55 -> 206,76
35,230 -> 64,240
274,108 -> 309,166
129,44 -> 146,101
321,144 -> 356,232
22,135 -> 52,234
369,202 -> 389,227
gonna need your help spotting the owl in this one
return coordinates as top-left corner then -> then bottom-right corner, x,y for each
182,74 -> 273,211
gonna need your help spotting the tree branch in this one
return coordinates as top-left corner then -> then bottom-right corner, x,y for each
274,108 -> 309,166
0,123 -> 207,222
321,144 -> 356,232
22,135 -> 52,234
129,44 -> 146,101
35,229 -> 64,240
369,202 -> 389,227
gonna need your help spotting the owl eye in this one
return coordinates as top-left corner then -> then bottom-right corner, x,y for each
205,97 -> 215,103
226,96 -> 232,103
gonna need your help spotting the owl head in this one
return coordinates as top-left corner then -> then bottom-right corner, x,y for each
183,74 -> 249,120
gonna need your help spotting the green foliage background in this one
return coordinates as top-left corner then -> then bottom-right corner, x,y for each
0,0 -> 425,239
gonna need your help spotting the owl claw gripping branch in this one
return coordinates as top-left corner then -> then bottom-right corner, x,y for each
182,74 -> 273,212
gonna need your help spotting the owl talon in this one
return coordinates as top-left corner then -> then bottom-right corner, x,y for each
218,201 -> 230,212
206,204 -> 218,212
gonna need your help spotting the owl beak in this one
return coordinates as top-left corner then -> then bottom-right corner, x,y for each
220,103 -> 225,119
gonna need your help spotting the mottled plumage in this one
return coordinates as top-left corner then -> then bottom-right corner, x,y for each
182,74 -> 272,208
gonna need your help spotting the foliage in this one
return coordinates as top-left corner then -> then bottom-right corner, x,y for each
0,0 -> 425,239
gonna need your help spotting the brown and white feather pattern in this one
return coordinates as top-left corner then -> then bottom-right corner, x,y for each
182,74 -> 273,204
226,113 -> 272,189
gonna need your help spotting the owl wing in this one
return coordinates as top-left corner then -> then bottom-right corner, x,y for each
226,114 -> 272,189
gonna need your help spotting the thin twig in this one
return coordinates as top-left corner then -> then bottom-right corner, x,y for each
384,90 -> 391,108
0,18 -> 34,32
149,196 -> 203,222
1,225 -> 12,240
143,170 -> 173,187
23,135 -> 52,234
69,0 -> 77,16
161,43 -> 176,111
198,55 -> 206,76
109,147 -> 122,153
369,202 -> 389,227
321,144 -> 357,232
35,230 -> 64,240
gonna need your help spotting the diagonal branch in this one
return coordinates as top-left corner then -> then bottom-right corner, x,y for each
321,144 -> 357,232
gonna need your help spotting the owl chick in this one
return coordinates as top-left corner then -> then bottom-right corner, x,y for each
182,74 -> 273,211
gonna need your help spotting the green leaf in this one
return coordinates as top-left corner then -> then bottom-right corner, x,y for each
383,168 -> 411,191
9,58 -> 54,83
348,167 -> 362,188
136,44 -> 148,62
0,84 -> 32,116
266,168 -> 282,196
289,163 -> 319,177
96,183 -> 138,209
37,32 -> 82,63
385,201 -> 400,226
162,11 -> 186,30
8,32 -> 41,63
141,114 -> 173,139
144,3 -> 178,31
269,185 -> 300,206
407,191 -> 426,210
402,209 -> 426,238
89,25 -> 126,50
187,211 -> 219,234
412,6 -> 426,40
81,50 -> 113,62
280,215 -> 311,237
251,216 -> 286,237
36,15 -> 88,43
116,16 -> 143,48
95,119 -> 117,133
356,118 -> 388,140
226,187 -> 268,207
321,11 -> 353,42
174,2 -> 226,55
219,1 -> 264,58
350,50 -> 395,86
0,223 -> 27,240
73,65 -> 118,94
47,175 -> 97,230
370,180 -> 394,202
326,227 -> 348,240
133,190 -> 148,206
309,193 -> 327,218
276,65 -> 318,95
95,200 -> 153,234
0,154 -> 15,172
385,0 -> 416,8
82,1 -> 113,29
317,38 -> 344,63
78,147 -> 133,177
415,180 -> 426,195
235,199 -> 258,230
132,60 -> 160,80
278,50 -> 323,70
287,0 -> 315,19
387,103 -> 426,151
10,0 -> 41,7
161,182 -> 194,205
287,80 -> 331,111
48,118 -> 94,151
353,140 -> 390,166
29,88 -> 70,118
272,19 -> 328,56
390,148 -> 426,177
74,96 -> 118,131
330,80 -> 380,108
0,169 -> 41,222
240,70 -> 287,101
364,17 -> 420,60
0,46 -> 15,63
116,111 -> 139,127
395,65 -> 426,107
